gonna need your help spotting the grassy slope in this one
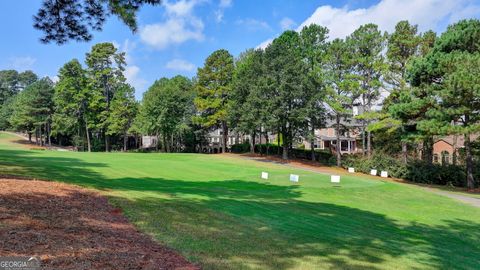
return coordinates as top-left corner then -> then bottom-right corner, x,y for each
0,132 -> 479,270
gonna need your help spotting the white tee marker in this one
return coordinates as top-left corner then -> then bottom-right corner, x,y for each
348,167 -> 355,173
290,174 -> 299,183
331,175 -> 341,183
381,171 -> 388,178
370,169 -> 377,176
261,172 -> 269,180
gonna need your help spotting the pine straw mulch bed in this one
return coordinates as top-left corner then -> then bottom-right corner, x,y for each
0,179 -> 198,270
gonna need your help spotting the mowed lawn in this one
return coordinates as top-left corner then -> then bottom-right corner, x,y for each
0,133 -> 479,270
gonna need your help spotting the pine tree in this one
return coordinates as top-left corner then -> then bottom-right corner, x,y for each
85,42 -> 127,152
299,24 -> 329,161
410,19 -> 480,189
194,49 -> 234,153
107,84 -> 137,151
324,39 -> 359,166
348,24 -> 386,157
53,59 -> 92,151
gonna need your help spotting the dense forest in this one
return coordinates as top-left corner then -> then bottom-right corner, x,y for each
1,19 -> 479,188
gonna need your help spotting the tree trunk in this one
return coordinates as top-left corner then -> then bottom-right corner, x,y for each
401,141 -> 408,164
452,134 -> 458,165
310,124 -> 315,161
40,125 -> 44,146
264,133 -> 269,156
250,131 -> 255,154
361,125 -> 366,156
222,121 -> 228,153
163,133 -> 169,153
123,132 -> 128,152
105,134 -> 110,152
465,133 -> 475,189
277,129 -> 281,156
47,122 -> 51,146
336,115 -> 342,167
28,132 -> 32,142
423,136 -> 433,165
282,135 -> 288,160
367,130 -> 372,158
85,122 -> 91,152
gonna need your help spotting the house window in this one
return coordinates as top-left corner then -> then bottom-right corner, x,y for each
441,151 -> 450,165
433,154 -> 439,163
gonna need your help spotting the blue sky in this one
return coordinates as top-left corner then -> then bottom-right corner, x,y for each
0,0 -> 479,99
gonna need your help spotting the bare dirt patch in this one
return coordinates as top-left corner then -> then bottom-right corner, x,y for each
0,179 -> 198,270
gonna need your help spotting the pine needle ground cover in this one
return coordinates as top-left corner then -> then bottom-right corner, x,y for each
0,133 -> 479,270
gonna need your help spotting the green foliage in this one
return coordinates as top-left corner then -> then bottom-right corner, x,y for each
348,23 -> 387,156
253,143 -> 334,165
409,19 -> 480,188
343,153 -> 478,188
324,38 -> 358,165
52,59 -> 89,146
343,153 -> 408,178
230,143 -> 251,153
0,70 -> 38,105
385,21 -> 421,91
195,49 -> 234,128
107,84 -> 137,150
264,31 -> 309,159
405,160 -> 467,187
230,49 -> 266,138
34,0 -> 162,44
86,42 -> 129,151
0,96 -> 17,130
299,24 -> 329,144
195,49 -> 234,153
9,78 -> 54,141
139,76 -> 194,152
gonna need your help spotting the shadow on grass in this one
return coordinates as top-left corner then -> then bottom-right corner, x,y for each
108,179 -> 480,270
0,148 -> 479,269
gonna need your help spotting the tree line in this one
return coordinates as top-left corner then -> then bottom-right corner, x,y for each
1,19 -> 479,188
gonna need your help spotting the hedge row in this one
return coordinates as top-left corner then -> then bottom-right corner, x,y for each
342,154 -> 479,188
230,143 -> 335,165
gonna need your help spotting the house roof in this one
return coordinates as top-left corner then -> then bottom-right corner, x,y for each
434,134 -> 480,148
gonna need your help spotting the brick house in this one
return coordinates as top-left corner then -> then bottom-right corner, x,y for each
433,134 -> 479,164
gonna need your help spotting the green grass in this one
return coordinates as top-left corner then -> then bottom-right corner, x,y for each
0,132 -> 479,270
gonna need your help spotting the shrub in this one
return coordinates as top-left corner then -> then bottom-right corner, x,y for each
230,143 -> 251,153
252,144 -> 334,165
342,153 -> 407,178
343,153 -> 474,187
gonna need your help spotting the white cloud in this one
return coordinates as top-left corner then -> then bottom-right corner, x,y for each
166,59 -> 196,72
114,39 -> 148,96
140,0 -> 205,50
125,65 -> 147,94
236,18 -> 271,31
257,38 -> 274,50
298,0 -> 480,40
215,0 -> 233,22
50,75 -> 59,83
9,56 -> 36,71
219,0 -> 232,8
280,17 -> 296,30
258,0 -> 480,49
